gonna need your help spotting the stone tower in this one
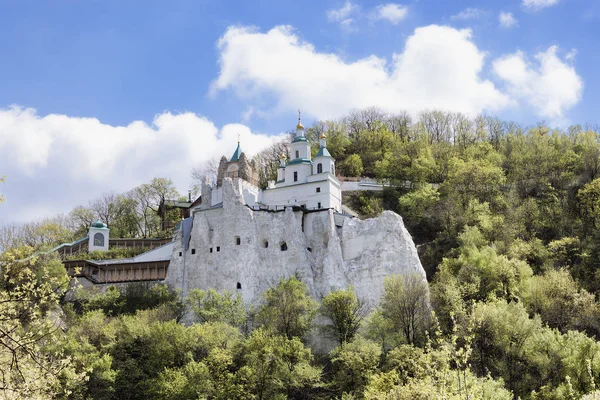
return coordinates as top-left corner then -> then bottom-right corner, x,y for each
216,141 -> 259,186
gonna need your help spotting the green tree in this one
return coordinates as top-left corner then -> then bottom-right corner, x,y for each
471,300 -> 541,396
330,337 -> 381,398
341,154 -> 364,177
579,178 -> 600,231
380,274 -> 430,346
320,287 -> 366,345
150,360 -> 213,400
257,276 -> 318,340
241,328 -> 321,400
185,288 -> 246,327
522,268 -> 596,333
0,247 -> 79,399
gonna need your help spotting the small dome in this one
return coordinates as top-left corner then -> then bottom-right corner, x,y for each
296,122 -> 305,130
320,132 -> 327,139
280,152 -> 286,159
91,220 -> 108,229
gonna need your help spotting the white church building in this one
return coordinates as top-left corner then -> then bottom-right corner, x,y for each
205,115 -> 342,212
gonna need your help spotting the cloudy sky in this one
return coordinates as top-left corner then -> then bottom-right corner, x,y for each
0,0 -> 597,223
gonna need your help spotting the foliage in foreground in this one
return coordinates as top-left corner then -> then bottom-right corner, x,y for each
3,109 -> 600,399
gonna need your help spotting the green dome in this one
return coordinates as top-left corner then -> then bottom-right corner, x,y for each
91,220 -> 108,229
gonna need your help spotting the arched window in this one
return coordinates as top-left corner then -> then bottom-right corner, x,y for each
226,164 -> 239,179
317,163 -> 322,174
93,232 -> 104,246
264,240 -> 269,248
332,164 -> 335,175
237,282 -> 242,289
294,172 -> 298,182
236,236 -> 241,245
280,242 -> 288,251
295,150 -> 299,159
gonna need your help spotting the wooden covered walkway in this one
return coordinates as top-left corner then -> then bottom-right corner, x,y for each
64,259 -> 169,284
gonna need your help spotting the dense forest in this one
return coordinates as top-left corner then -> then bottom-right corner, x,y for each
2,108 -> 600,399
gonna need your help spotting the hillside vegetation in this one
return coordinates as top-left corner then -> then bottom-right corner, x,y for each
2,108 -> 600,399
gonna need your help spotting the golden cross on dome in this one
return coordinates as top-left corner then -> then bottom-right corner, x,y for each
237,133 -> 240,144
298,109 -> 301,123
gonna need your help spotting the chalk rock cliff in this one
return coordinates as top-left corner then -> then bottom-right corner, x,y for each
166,179 -> 425,307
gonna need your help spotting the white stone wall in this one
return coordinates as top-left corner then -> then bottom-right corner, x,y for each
261,178 -> 341,211
166,179 -> 425,310
210,187 -> 223,206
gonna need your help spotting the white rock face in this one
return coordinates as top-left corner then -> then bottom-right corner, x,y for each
166,179 -> 426,308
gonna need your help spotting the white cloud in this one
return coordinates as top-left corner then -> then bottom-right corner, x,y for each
327,2 -> 359,30
0,107 -> 277,222
523,0 -> 559,11
499,12 -> 517,28
493,46 -> 583,120
212,24 -> 511,121
566,48 -> 577,61
451,8 -> 485,20
373,3 -> 408,24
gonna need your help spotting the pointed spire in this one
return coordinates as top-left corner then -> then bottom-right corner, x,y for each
230,139 -> 243,162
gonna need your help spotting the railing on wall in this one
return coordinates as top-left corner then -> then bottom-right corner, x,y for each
108,238 -> 172,249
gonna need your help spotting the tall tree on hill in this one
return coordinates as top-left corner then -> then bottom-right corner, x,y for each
320,287 -> 366,345
69,205 -> 95,237
380,274 -> 430,346
257,276 -> 318,340
253,135 -> 292,188
190,157 -> 219,192
90,191 -> 123,228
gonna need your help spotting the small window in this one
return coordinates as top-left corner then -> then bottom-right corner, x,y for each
179,252 -> 183,257
318,202 -> 322,208
295,150 -> 299,158
191,249 -> 196,254
316,187 -> 321,193
237,282 -> 242,290
264,240 -> 269,248
280,242 -> 288,251
332,165 -> 335,175
294,172 -> 298,182
217,246 -> 220,252
210,248 -> 213,253
307,247 -> 312,252
93,232 -> 105,247
317,163 -> 322,174
236,237 -> 241,245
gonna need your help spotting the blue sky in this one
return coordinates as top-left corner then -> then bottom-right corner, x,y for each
0,0 -> 598,223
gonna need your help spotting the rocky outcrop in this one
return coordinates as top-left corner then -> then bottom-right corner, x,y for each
166,179 -> 426,308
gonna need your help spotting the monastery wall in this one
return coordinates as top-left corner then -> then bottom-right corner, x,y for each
166,178 -> 426,308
